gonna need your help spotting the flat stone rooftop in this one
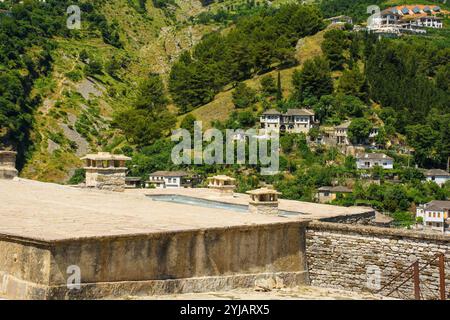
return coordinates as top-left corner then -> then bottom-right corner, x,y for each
0,179 -> 373,243
0,179 -> 303,243
137,187 -> 374,218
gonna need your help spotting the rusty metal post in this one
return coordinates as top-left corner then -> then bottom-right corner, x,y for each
438,253 -> 446,300
413,261 -> 420,300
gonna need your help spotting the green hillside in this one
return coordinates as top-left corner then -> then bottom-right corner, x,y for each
0,0 -> 449,189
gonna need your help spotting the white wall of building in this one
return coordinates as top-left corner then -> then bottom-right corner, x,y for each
356,158 -> 393,169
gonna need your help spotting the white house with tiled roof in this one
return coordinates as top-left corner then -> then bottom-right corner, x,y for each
424,169 -> 450,186
356,153 -> 394,169
416,200 -> 450,233
260,108 -> 316,135
147,171 -> 189,188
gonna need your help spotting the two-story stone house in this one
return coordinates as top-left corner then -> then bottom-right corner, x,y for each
260,109 -> 316,135
147,171 -> 189,188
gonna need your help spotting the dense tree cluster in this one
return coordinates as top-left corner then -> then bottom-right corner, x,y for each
113,74 -> 176,148
169,4 -> 324,113
0,0 -> 122,167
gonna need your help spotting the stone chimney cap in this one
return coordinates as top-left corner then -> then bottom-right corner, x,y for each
81,152 -> 131,161
246,187 -> 282,195
207,175 -> 236,181
0,150 -> 17,155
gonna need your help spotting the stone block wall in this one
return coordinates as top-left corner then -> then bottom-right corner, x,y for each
306,222 -> 450,299
1,221 -> 309,299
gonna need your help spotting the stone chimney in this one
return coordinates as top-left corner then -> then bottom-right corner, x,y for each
207,175 -> 236,195
246,187 -> 281,215
81,152 -> 131,192
0,150 -> 18,179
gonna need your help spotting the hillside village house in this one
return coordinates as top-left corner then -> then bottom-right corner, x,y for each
334,121 -> 379,146
424,169 -> 450,186
335,121 -> 351,145
316,186 -> 352,204
260,108 -> 316,135
356,153 -> 394,169
147,171 -> 189,188
416,200 -> 450,233
326,15 -> 353,25
371,5 -> 447,32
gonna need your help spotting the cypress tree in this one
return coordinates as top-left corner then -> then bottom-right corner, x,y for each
276,71 -> 282,101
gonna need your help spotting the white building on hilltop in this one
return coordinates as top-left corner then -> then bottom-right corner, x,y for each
424,169 -> 450,186
416,200 -> 450,233
370,5 -> 447,33
356,153 -> 394,169
260,108 -> 316,135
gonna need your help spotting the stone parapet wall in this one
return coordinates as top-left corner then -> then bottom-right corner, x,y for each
0,221 -> 309,299
306,222 -> 450,299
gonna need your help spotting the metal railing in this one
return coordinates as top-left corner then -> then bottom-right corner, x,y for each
376,252 -> 448,300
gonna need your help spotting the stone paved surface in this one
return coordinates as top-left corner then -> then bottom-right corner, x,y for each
132,188 -> 375,218
124,286 -> 394,300
0,179 -> 301,242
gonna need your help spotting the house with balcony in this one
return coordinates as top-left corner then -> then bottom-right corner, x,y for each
371,5 -> 447,33
424,169 -> 450,186
356,153 -> 394,169
260,108 -> 316,135
416,200 -> 450,233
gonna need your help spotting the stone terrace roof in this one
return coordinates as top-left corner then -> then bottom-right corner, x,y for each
318,186 -> 352,193
0,179 -> 295,242
262,109 -> 314,116
284,108 -> 315,116
149,171 -> 188,177
426,200 -> 450,211
81,152 -> 131,161
425,169 -> 450,177
262,109 -> 281,115
357,153 -> 393,161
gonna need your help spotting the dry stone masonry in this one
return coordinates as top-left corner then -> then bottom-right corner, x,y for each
306,222 -> 450,299
0,151 -> 18,180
